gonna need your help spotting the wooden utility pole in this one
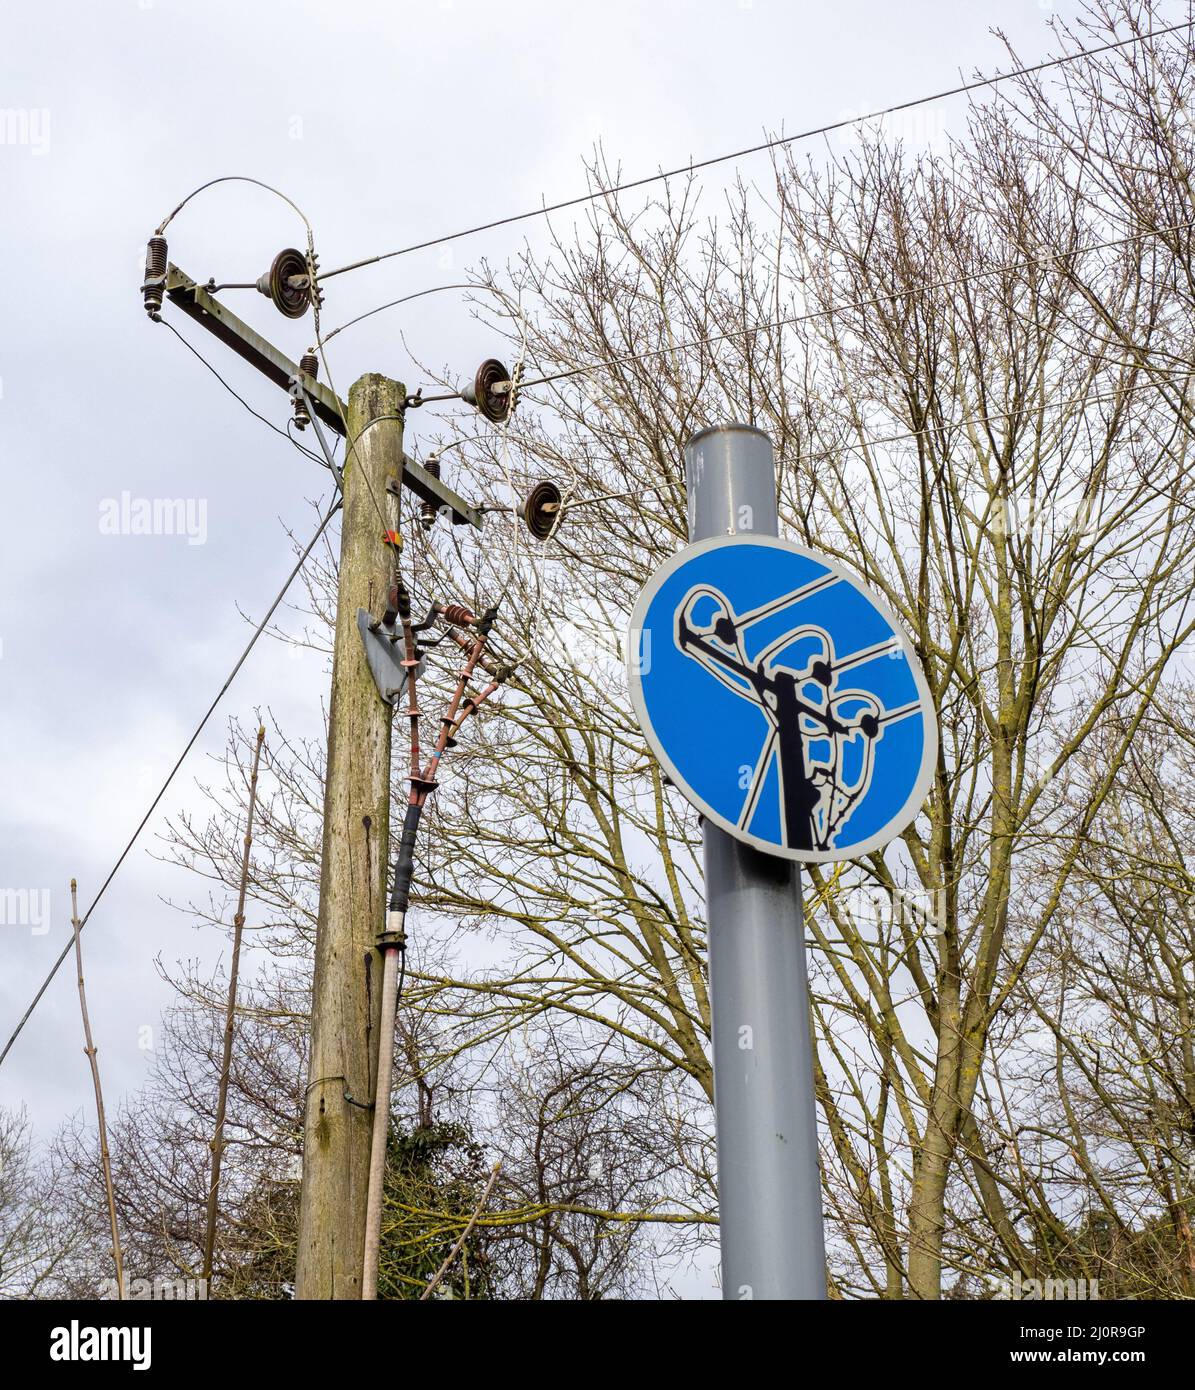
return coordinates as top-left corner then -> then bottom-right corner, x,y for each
295,374 -> 405,1299
144,256 -> 506,1297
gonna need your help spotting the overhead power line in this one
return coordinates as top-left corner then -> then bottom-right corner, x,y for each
0,498 -> 340,1072
317,19 -> 1190,283
799,368 -> 1195,472
413,217 -> 1195,405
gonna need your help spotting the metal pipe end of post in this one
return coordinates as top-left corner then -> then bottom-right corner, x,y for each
684,423 -> 779,543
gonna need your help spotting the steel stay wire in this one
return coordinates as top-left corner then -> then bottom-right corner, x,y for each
161,318 -> 329,469
412,217 -> 1195,406
0,496 -> 341,1070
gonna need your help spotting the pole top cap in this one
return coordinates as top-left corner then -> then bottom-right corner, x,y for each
686,421 -> 770,449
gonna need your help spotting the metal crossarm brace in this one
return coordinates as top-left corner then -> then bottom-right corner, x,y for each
291,379 -> 345,492
163,263 -> 484,528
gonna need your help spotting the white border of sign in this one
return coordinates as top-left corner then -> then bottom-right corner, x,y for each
627,534 -> 939,864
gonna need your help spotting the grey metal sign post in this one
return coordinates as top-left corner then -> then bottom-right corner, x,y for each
685,423 -> 827,1300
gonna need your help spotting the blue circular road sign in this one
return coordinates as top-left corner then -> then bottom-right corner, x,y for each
627,535 -> 937,863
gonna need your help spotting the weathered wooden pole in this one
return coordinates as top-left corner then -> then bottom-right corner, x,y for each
70,877 -> 125,1300
296,375 -> 404,1299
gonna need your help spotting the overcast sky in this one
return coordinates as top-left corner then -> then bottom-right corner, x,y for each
0,0 -> 1126,1296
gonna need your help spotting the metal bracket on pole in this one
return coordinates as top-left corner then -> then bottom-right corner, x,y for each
163,263 -> 485,529
356,608 -> 424,705
290,378 -> 344,493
